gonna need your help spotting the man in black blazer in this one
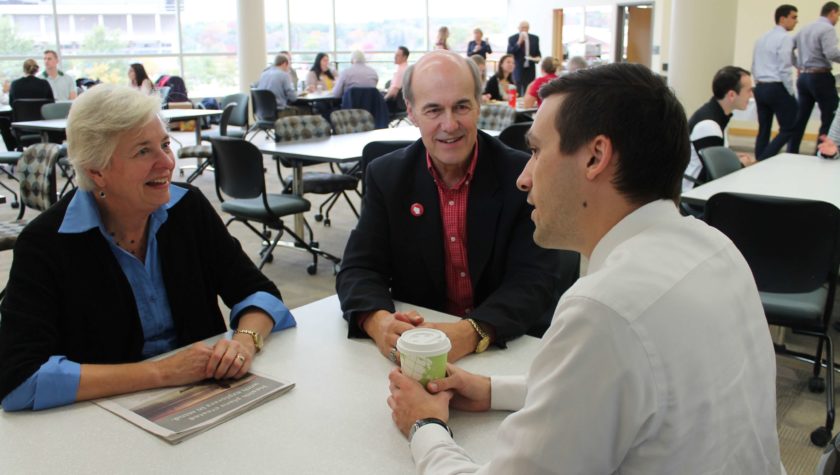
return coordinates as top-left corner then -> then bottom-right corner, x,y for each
337,50 -> 575,363
507,20 -> 542,96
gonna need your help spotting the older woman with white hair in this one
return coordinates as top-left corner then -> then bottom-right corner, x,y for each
0,85 -> 295,411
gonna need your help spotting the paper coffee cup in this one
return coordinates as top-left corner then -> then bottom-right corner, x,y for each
396,328 -> 451,386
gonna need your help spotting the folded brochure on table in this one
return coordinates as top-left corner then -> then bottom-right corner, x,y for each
95,372 -> 293,444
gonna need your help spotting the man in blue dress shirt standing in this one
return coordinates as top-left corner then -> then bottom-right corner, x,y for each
752,5 -> 799,160
789,1 -> 840,153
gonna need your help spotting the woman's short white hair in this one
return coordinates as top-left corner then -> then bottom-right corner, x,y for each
67,84 -> 163,190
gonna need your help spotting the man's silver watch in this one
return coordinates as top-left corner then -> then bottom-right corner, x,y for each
408,418 -> 453,443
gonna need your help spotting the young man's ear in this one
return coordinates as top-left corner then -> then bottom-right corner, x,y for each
584,135 -> 614,181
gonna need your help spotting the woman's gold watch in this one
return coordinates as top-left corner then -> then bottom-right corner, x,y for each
234,329 -> 263,353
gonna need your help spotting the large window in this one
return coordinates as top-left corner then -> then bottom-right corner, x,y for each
1,0 -> 510,97
428,0 -> 507,56
562,5 -> 613,64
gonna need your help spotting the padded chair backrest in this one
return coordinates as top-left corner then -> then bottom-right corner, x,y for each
705,192 -> 840,293
360,140 -> 412,195
499,122 -> 530,152
210,137 -> 266,200
478,103 -> 516,131
12,99 -> 53,122
41,102 -> 72,120
16,143 -> 59,212
275,115 -> 332,142
330,109 -> 375,135
341,87 -> 389,129
222,93 -> 249,128
251,89 -> 278,123
698,146 -> 742,181
218,102 -> 237,136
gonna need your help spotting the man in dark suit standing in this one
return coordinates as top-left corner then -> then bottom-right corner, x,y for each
336,51 -> 575,364
507,20 -> 542,96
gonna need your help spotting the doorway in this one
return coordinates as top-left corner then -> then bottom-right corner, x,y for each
616,3 -> 653,67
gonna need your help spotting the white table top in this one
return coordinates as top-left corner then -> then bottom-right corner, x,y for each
0,295 -> 539,474
10,118 -> 68,132
681,153 -> 840,207
259,127 -> 501,163
296,91 -> 340,102
11,109 -> 221,133
162,108 -> 223,121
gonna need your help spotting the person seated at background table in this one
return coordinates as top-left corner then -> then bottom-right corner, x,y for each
42,50 -> 77,101
385,46 -> 410,113
332,50 -> 379,99
128,63 -> 155,95
0,84 -> 296,411
483,54 -> 516,102
466,28 -> 492,58
683,65 -> 756,191
336,50 -> 569,363
565,55 -> 588,74
9,58 -> 54,106
435,26 -> 450,50
306,52 -> 336,92
0,79 -> 14,152
279,50 -> 299,89
1,79 -> 9,105
469,55 -> 492,103
256,53 -> 305,118
522,56 -> 558,109
387,62 -> 782,474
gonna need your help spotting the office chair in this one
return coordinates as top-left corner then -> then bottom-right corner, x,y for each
11,98 -> 53,150
210,136 -> 340,274
706,192 -> 840,447
359,140 -> 412,196
178,102 -> 237,183
40,102 -> 72,120
274,115 -> 358,226
698,146 -> 743,181
477,103 -> 516,131
499,122 -> 531,153
248,89 -> 278,141
340,87 -> 389,129
0,143 -> 61,300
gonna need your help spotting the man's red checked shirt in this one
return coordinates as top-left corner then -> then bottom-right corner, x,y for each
425,143 -> 479,317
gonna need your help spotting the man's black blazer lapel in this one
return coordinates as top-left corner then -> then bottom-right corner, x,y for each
467,137 -> 502,287
409,151 -> 446,299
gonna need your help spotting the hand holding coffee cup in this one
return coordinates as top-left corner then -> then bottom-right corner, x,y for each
396,328 -> 451,386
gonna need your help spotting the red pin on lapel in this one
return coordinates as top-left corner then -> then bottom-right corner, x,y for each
410,203 -> 424,217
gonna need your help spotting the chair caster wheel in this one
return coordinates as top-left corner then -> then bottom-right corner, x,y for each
324,219 -> 331,227
311,241 -> 319,248
10,202 -> 19,209
811,426 -> 831,446
307,264 -> 317,275
314,214 -> 323,222
809,376 -> 826,393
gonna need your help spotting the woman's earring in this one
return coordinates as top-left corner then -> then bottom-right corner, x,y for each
99,190 -> 106,199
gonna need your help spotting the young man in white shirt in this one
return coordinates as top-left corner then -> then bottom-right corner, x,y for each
387,63 -> 783,474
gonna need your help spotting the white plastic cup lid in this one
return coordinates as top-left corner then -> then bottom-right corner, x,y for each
396,328 -> 451,358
